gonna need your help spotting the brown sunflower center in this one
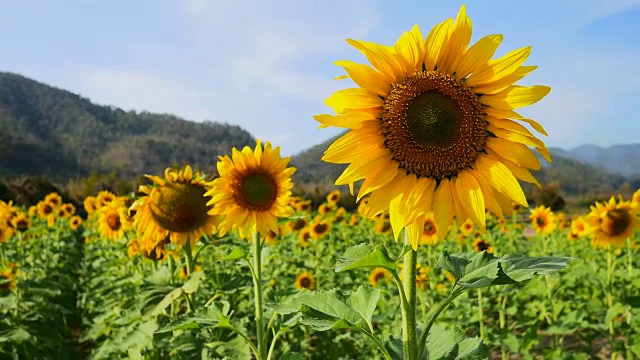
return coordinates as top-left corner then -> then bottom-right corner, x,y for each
475,240 -> 490,251
236,172 -> 278,211
291,219 -> 306,231
313,223 -> 329,235
536,217 -> 547,227
374,271 -> 385,282
106,213 -> 122,231
43,205 -> 53,215
150,182 -> 210,233
15,219 -> 28,232
424,220 -> 437,236
381,71 -> 486,179
299,277 -> 312,288
601,209 -> 631,237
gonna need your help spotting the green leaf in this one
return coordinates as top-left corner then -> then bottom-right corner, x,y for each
219,247 -> 250,262
426,324 -> 489,360
336,243 -> 406,272
437,251 -> 570,289
273,286 -> 381,332
279,353 -> 304,360
182,271 -> 205,294
156,301 -> 232,333
150,288 -> 183,316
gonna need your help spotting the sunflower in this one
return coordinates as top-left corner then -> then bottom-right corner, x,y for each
95,190 -> 117,210
567,231 -> 579,241
570,216 -> 590,238
374,220 -> 392,235
60,203 -> 76,218
295,271 -> 315,290
460,219 -> 474,235
37,201 -> 56,219
287,218 -> 308,232
264,228 -> 280,246
318,203 -> 332,215
206,140 -> 296,238
298,228 -> 312,247
530,206 -> 557,235
97,202 -> 130,241
44,193 -> 62,208
70,215 -> 83,230
632,189 -> 640,205
316,5 -> 549,249
28,206 -> 37,218
10,213 -> 30,233
132,165 -> 218,248
556,212 -> 568,229
0,268 -> 17,292
84,196 -> 97,215
326,190 -> 341,205
310,220 -> 331,239
349,214 -> 359,226
418,212 -> 439,245
588,197 -> 638,248
333,207 -> 348,223
369,267 -> 388,287
473,238 -> 494,253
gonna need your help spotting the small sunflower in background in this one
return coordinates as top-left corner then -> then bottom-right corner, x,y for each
132,165 -> 218,249
287,218 -> 308,233
84,196 -> 97,216
264,228 -> 280,246
418,212 -> 439,246
318,203 -> 332,215
179,264 -> 203,280
0,265 -> 18,293
310,220 -> 331,239
44,193 -> 63,209
206,140 -> 296,239
588,197 -> 638,248
570,216 -> 590,238
37,201 -> 56,219
459,219 -> 474,236
98,202 -> 130,241
530,206 -> 557,235
28,206 -> 37,218
60,203 -> 76,218
556,212 -> 568,230
0,224 -> 13,243
10,213 -> 30,233
369,267 -> 389,287
349,214 -> 359,226
316,5 -> 550,248
295,271 -> 315,290
374,220 -> 392,235
95,190 -> 117,210
473,238 -> 494,253
70,216 -> 83,230
326,190 -> 341,205
567,231 -> 579,241
298,228 -> 312,247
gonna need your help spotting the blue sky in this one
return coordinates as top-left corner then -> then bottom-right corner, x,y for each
1,0 -> 638,156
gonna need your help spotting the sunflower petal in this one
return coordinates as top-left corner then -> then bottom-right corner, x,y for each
467,47 -> 531,86
455,170 -> 486,228
485,136 -> 541,170
346,39 -> 404,84
456,34 -> 503,78
482,85 -> 551,110
439,5 -> 472,73
470,169 -> 502,218
472,66 -> 537,95
433,178 -> 454,240
489,126 -> 551,162
475,154 -> 528,206
325,88 -> 384,113
425,18 -> 453,71
334,60 -> 390,96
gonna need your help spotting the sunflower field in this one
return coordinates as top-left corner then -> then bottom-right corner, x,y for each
2,4 -> 640,360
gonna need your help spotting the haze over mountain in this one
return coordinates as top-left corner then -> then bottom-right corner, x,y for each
0,71 -> 638,204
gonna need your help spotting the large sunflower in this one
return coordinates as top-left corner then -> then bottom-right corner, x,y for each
205,140 -> 296,238
316,5 -> 550,249
131,165 -> 218,248
588,197 -> 638,248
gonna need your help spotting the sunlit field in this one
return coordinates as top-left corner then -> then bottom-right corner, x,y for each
1,185 -> 639,359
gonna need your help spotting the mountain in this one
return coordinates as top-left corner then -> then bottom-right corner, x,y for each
549,144 -> 640,176
0,72 -> 255,181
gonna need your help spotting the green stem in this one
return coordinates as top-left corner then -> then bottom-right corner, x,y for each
417,287 -> 466,359
183,239 -> 195,312
401,231 -> 417,360
266,329 -> 285,360
356,327 -> 392,360
626,239 -> 633,277
606,247 -> 616,360
252,232 -> 267,360
477,288 -> 485,341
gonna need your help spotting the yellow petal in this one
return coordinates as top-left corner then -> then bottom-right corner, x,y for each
439,5 -> 472,73
334,60 -> 390,96
469,168 -> 502,218
405,220 -> 422,251
456,34 -> 503,78
314,111 -> 378,130
335,152 -> 392,187
432,178 -> 454,240
474,154 -> 528,206
325,88 -> 384,113
488,126 -> 551,162
323,124 -> 383,163
359,160 -> 399,199
485,136 -> 541,170
482,85 -> 551,110
454,170 -> 486,228
394,28 -> 421,74
488,117 -> 537,138
346,39 -> 404,84
467,47 -> 531,87
425,18 -> 453,71
472,66 -> 537,95
484,148 -> 542,188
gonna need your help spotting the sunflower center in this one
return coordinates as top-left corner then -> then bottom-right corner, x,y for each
424,221 -> 437,236
601,209 -> 631,237
150,183 -> 210,233
374,272 -> 385,282
381,71 -> 486,179
299,277 -> 312,288
15,220 -> 28,232
236,172 -> 278,211
313,223 -> 329,235
106,213 -> 122,231
536,217 -> 547,227
476,241 -> 489,251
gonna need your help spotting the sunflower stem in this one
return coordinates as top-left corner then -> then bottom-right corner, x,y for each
626,238 -> 633,277
252,232 -> 267,360
401,231 -> 417,360
182,240 -> 196,313
606,246 -> 617,359
476,288 -> 485,341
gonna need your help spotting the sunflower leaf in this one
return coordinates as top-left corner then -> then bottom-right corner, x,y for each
426,324 -> 489,360
437,251 -> 570,289
335,243 -> 398,272
155,300 -> 232,333
218,247 -> 250,262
